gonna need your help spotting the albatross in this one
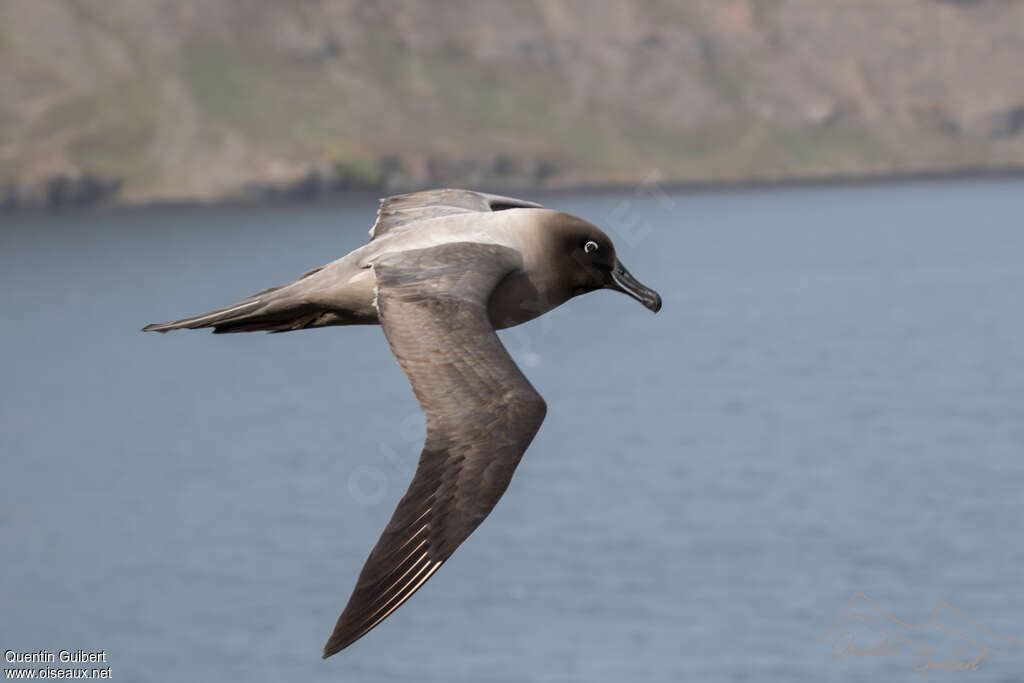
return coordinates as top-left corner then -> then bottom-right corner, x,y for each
142,188 -> 662,657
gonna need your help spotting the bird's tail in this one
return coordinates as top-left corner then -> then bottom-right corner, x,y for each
142,287 -> 331,334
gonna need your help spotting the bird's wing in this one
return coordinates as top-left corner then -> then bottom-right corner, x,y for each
369,188 -> 543,240
323,242 -> 547,657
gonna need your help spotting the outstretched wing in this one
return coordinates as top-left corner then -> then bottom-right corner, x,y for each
369,188 -> 543,240
322,242 -> 548,657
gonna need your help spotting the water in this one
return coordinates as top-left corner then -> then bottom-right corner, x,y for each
1,179 -> 1022,682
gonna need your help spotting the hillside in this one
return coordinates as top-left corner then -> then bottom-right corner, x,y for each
2,0 -> 1024,207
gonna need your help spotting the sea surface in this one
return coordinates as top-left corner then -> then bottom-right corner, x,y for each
1,179 -> 1022,682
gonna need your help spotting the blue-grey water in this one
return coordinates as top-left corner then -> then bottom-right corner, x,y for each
1,179 -> 1022,682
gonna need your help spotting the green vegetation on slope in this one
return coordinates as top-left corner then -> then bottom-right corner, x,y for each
2,0 -> 1023,206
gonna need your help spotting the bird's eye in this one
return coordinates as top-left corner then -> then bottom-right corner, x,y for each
584,240 -> 599,254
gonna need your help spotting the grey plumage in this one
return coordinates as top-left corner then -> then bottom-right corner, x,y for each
323,243 -> 547,655
368,188 -> 543,240
142,189 -> 662,657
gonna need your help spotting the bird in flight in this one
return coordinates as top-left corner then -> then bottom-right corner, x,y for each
143,188 -> 662,657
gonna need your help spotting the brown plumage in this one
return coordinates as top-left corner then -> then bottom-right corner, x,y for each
323,243 -> 547,655
141,189 -> 662,657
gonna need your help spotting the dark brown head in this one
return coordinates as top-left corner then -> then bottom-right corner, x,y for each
548,213 -> 662,313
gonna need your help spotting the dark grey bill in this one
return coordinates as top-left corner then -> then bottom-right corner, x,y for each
608,260 -> 662,312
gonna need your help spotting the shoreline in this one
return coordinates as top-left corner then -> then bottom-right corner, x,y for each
531,164 -> 1024,199
4,164 -> 1023,217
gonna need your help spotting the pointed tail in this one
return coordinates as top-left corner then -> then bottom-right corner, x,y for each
141,299 -> 268,333
141,282 -> 337,334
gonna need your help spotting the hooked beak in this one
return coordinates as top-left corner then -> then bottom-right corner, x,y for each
607,259 -> 662,313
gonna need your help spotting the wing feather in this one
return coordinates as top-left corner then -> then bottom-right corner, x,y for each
322,242 -> 547,657
369,189 -> 543,240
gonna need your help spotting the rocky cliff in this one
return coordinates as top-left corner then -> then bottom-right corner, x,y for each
2,0 -> 1023,207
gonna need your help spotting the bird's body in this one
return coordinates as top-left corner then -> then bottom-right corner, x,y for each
143,189 -> 661,656
146,204 -> 628,334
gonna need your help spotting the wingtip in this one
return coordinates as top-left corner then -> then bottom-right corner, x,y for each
321,637 -> 345,659
322,625 -> 352,659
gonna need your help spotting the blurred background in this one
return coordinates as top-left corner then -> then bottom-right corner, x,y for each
2,2 -> 1023,683
2,0 -> 1024,208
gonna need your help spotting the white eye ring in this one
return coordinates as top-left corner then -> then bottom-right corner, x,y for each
584,240 -> 599,254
